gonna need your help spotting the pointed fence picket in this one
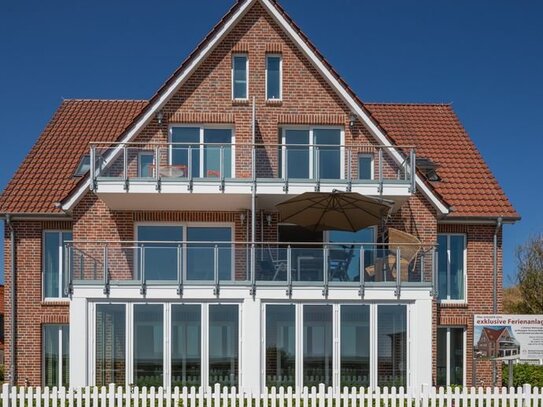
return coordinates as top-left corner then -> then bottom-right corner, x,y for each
1,383 -> 543,407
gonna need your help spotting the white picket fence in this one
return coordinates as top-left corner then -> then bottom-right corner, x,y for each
1,383 -> 542,407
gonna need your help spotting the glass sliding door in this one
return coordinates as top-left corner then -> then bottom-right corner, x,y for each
171,305 -> 201,387
187,227 -> 232,281
340,305 -> 370,388
137,225 -> 183,281
209,304 -> 239,387
171,127 -> 200,178
313,128 -> 341,180
204,128 -> 232,178
266,305 -> 296,389
303,305 -> 333,387
96,304 -> 126,386
283,129 -> 310,179
134,304 -> 164,387
377,305 -> 407,387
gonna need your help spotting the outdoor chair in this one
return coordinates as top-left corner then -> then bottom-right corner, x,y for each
328,245 -> 355,281
364,228 -> 421,282
256,245 -> 289,281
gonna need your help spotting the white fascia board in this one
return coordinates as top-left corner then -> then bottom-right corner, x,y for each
61,0 -> 257,212
260,0 -> 449,215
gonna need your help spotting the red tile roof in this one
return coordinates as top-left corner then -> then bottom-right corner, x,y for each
365,103 -> 519,220
0,100 -> 518,220
0,100 -> 147,214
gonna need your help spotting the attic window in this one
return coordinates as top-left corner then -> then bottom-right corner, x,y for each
74,155 -> 91,177
416,157 -> 441,182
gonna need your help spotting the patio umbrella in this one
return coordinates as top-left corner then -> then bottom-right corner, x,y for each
276,190 -> 392,232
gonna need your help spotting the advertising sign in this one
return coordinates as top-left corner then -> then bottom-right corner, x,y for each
474,315 -> 543,360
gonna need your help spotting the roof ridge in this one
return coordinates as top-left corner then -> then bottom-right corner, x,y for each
365,102 -> 453,107
62,98 -> 148,103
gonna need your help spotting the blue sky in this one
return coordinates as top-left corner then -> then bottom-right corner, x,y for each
1,0 -> 542,285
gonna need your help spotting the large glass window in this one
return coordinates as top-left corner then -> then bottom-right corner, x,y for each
232,54 -> 248,100
96,304 -> 126,386
170,127 -> 233,179
43,325 -> 69,387
187,227 -> 232,281
340,305 -> 370,388
303,305 -> 333,387
137,225 -> 183,281
266,305 -> 295,389
437,327 -> 464,386
281,128 -> 342,180
437,234 -> 466,300
44,231 -> 72,299
377,305 -> 407,387
314,129 -> 341,179
172,305 -> 201,387
134,304 -> 164,387
209,304 -> 239,387
328,228 -> 375,282
266,55 -> 281,100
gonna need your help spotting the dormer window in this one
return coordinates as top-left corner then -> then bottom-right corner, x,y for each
74,154 -> 90,177
232,54 -> 248,100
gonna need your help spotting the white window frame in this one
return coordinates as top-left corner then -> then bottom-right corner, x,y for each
90,302 -> 241,388
265,54 -> 282,101
42,230 -> 72,301
437,233 -> 468,304
280,126 -> 345,180
135,222 -> 236,282
137,151 -> 155,178
42,324 -> 69,387
357,153 -> 374,180
231,53 -> 249,101
168,124 -> 236,179
437,326 -> 466,387
261,303 -> 409,390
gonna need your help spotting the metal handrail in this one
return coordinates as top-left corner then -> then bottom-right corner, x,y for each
90,141 -> 417,149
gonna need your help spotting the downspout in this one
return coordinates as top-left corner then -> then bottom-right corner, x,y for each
6,214 -> 16,386
492,216 -> 503,386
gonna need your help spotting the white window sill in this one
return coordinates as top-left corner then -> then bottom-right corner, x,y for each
42,298 -> 70,305
437,300 -> 468,307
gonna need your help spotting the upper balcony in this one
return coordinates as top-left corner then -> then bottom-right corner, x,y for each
66,240 -> 435,299
89,141 -> 416,211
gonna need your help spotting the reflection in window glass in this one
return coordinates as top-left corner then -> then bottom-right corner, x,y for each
314,129 -> 341,180
232,55 -> 248,99
266,305 -> 295,388
209,304 -> 239,387
437,327 -> 464,386
284,129 -> 309,179
96,304 -> 125,386
358,155 -> 373,180
204,129 -> 232,178
437,234 -> 465,300
134,304 -> 163,387
172,305 -> 201,387
341,305 -> 370,388
43,325 -> 69,387
378,305 -> 407,387
266,55 -> 281,100
187,227 -> 232,281
171,127 -> 200,178
138,153 -> 154,178
137,226 -> 183,281
44,231 -> 72,298
437,235 -> 448,300
303,305 -> 333,387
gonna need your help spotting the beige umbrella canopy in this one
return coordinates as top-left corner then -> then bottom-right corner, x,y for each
276,190 -> 392,232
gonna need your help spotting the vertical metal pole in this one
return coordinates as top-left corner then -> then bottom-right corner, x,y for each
103,244 -> 109,295
214,244 -> 220,297
347,148 -> 352,191
395,246 -> 401,298
323,244 -> 329,297
90,145 -> 96,190
315,147 -> 320,191
177,244 -> 183,296
123,145 -> 128,190
251,97 -> 257,296
140,243 -> 146,295
410,148 -> 416,192
219,145 -> 225,192
359,247 -> 365,298
286,245 -> 292,298
378,148 -> 384,193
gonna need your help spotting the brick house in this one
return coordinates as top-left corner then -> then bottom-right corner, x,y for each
0,0 -> 519,390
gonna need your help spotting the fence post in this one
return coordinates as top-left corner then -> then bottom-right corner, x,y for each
2,384 -> 9,407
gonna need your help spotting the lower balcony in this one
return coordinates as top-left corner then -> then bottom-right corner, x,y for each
66,240 -> 436,298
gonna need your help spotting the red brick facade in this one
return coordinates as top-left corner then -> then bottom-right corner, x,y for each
2,0 -> 513,388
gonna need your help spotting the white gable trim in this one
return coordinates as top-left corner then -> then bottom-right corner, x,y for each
259,0 -> 448,215
62,0 -> 449,215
